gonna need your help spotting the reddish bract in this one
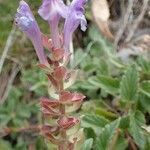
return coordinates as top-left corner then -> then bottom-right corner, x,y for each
57,116 -> 80,130
60,91 -> 85,104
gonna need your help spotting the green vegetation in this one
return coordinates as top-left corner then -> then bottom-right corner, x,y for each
0,1 -> 150,150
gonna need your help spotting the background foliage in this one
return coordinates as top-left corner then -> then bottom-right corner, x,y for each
0,0 -> 150,150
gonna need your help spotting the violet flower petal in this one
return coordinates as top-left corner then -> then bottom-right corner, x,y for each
38,0 -> 67,21
63,0 -> 87,51
38,0 -> 68,48
15,0 -> 47,65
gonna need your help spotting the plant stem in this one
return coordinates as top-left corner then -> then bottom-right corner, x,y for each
58,78 -> 68,149
125,130 -> 137,150
109,128 -> 120,150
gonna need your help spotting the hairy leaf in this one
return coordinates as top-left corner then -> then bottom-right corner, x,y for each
82,114 -> 109,127
95,118 -> 120,150
140,81 -> 150,97
82,138 -> 93,150
82,114 -> 109,134
89,75 -> 120,95
139,94 -> 150,113
120,66 -> 138,101
129,111 -> 146,149
138,57 -> 150,73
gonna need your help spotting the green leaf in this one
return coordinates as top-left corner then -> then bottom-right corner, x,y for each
95,118 -> 120,150
15,136 -> 27,150
139,94 -> 150,113
73,48 -> 85,68
0,139 -> 13,150
120,66 -> 138,101
140,81 -> 150,97
17,105 -> 31,118
82,138 -> 93,150
138,57 -> 150,73
88,25 -> 102,42
89,75 -> 120,95
82,114 -> 109,134
35,137 -> 48,150
114,133 -> 128,150
95,108 -> 118,120
97,59 -> 109,75
84,128 -> 96,139
119,116 -> 130,129
21,67 -> 47,96
129,111 -> 146,149
82,114 -> 109,127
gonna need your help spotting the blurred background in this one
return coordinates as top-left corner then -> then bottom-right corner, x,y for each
0,0 -> 150,149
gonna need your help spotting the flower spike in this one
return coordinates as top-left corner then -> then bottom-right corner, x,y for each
15,0 -> 48,65
63,0 -> 87,51
15,0 -> 87,148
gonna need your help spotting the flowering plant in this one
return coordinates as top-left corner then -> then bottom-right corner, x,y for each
15,0 -> 87,149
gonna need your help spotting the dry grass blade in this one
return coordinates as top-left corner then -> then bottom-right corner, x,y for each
0,63 -> 20,105
0,72 -> 9,100
0,25 -> 16,74
125,0 -> 149,42
92,0 -> 114,40
114,0 -> 134,48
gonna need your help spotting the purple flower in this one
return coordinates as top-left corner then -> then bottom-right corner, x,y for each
63,0 -> 87,51
38,0 -> 68,48
15,0 -> 48,65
